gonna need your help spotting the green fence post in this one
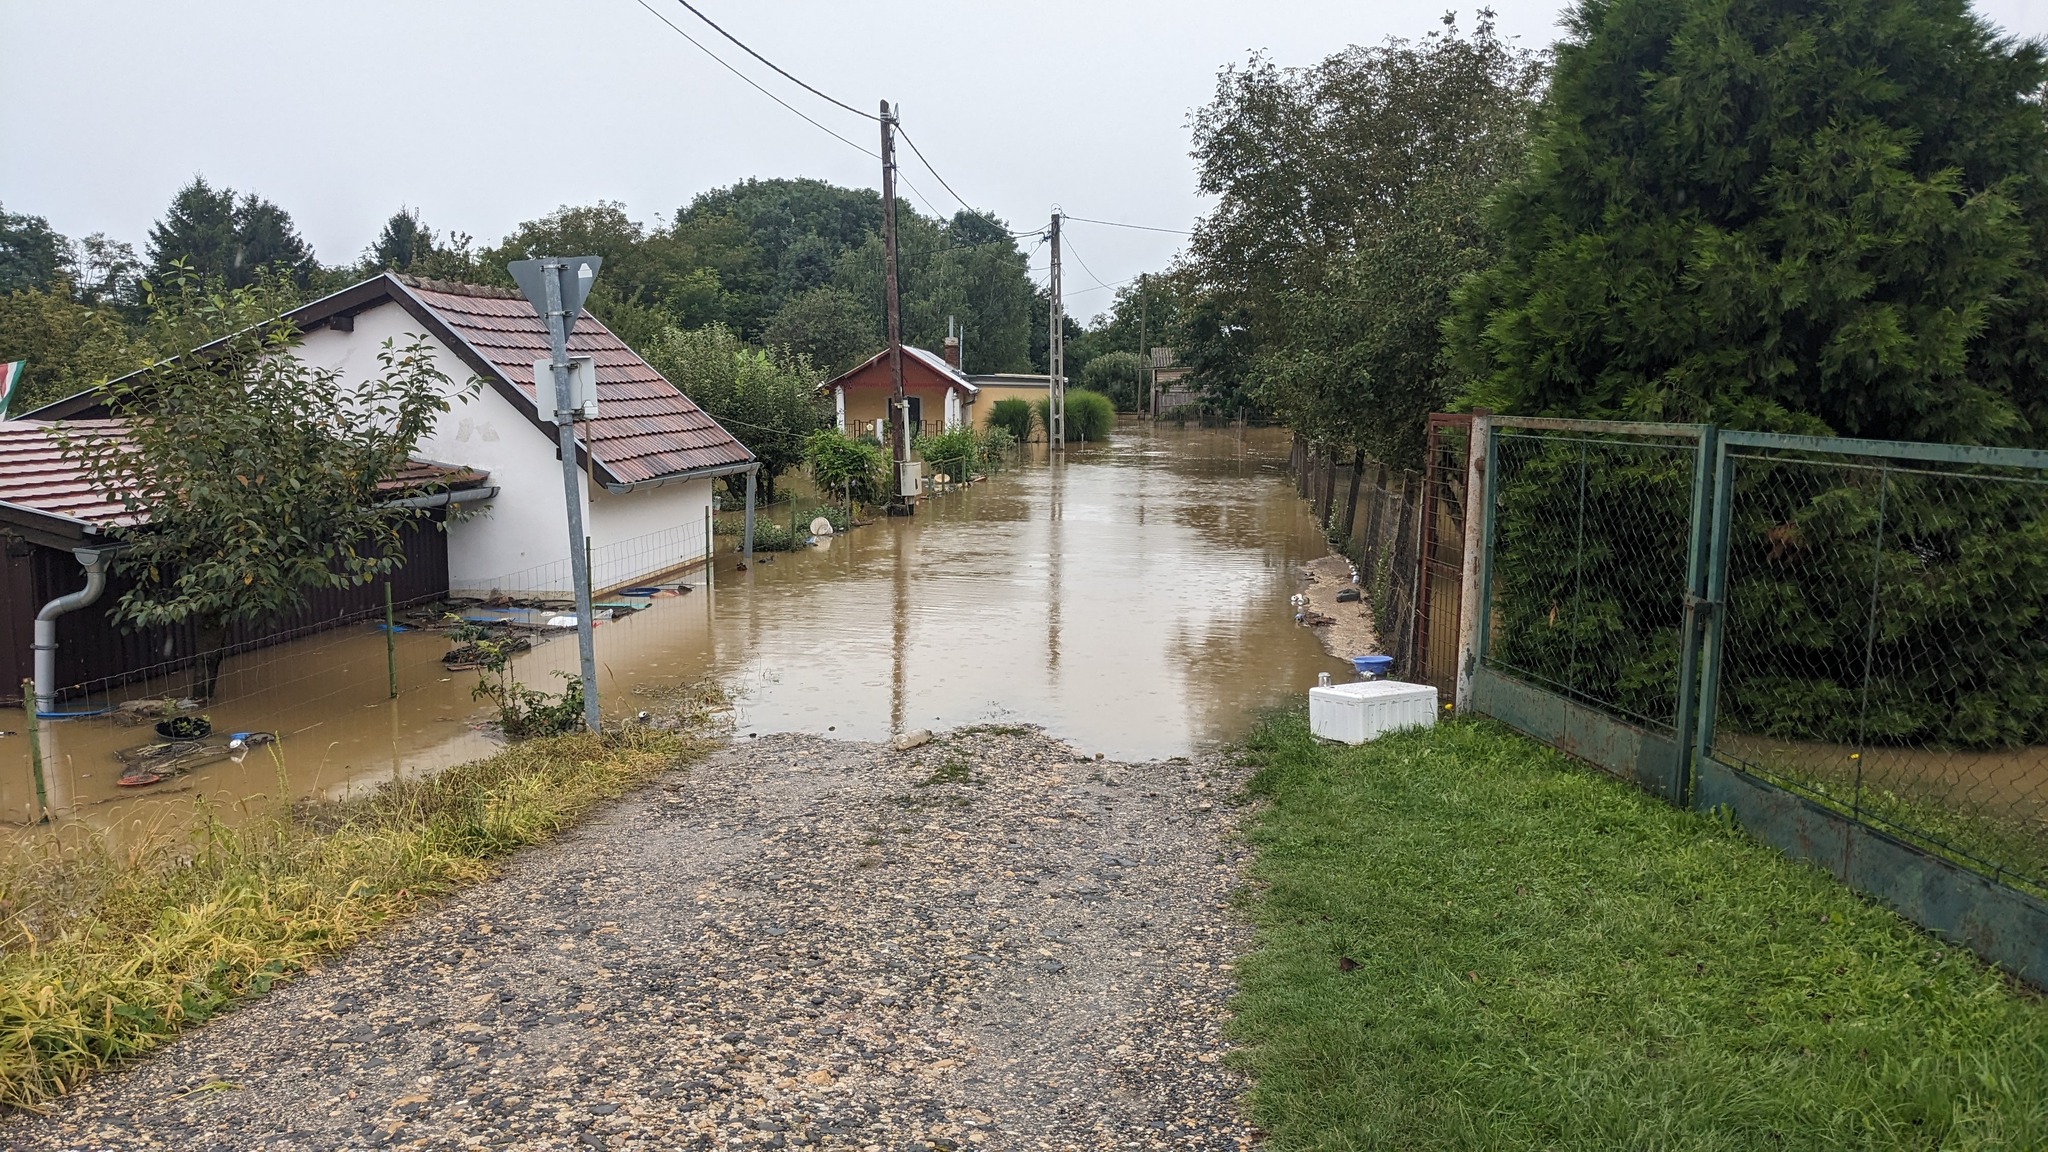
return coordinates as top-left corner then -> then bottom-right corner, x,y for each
1690,432 -> 1738,802
20,679 -> 45,822
1473,423 -> 1501,666
384,582 -> 397,699
1669,425 -> 1717,805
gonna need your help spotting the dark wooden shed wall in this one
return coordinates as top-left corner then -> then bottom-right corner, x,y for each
0,516 -> 450,705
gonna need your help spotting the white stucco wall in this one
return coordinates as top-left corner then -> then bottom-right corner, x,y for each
293,300 -> 719,599
586,476 -> 716,592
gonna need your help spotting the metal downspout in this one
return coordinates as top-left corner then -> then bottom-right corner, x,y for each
33,548 -> 106,714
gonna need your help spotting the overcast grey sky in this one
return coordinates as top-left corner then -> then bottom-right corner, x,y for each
6,0 -> 2048,320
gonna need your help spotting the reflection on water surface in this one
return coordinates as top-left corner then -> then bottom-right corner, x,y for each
2,424 -> 1348,845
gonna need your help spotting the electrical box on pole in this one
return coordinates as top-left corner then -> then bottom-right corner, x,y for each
533,356 -> 598,421
508,254 -> 605,733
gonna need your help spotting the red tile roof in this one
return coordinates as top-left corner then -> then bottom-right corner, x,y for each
394,277 -> 755,486
17,274 -> 756,490
0,419 -> 487,533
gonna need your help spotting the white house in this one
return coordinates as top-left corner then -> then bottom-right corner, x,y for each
26,273 -> 755,599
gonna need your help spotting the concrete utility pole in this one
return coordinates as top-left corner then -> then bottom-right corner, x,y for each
881,100 -> 913,515
1136,272 -> 1149,418
1048,211 -> 1065,449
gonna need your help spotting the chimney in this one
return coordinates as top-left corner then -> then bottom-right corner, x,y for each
942,335 -> 961,370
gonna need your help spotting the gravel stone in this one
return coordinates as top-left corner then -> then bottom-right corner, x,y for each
3,728 -> 1256,1149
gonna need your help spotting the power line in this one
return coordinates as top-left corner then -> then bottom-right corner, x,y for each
896,125 -> 1040,237
1062,214 -> 1193,236
631,0 -> 877,159
1059,232 -> 1113,293
668,0 -> 878,121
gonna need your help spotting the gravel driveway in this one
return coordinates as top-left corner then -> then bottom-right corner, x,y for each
6,728 -> 1257,1151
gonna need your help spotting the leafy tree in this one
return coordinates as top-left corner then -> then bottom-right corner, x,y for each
1080,350 -> 1145,410
803,428 -> 888,506
0,286 -> 149,413
56,268 -> 470,698
1448,0 -> 2048,446
71,233 -> 144,310
761,286 -> 876,374
1186,12 -> 1544,463
0,205 -> 71,295
641,322 -> 826,501
146,177 -> 315,289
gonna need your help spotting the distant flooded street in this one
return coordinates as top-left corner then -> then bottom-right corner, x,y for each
2,423 -> 1348,844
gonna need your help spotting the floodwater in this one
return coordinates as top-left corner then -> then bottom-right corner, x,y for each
1,423 -> 1350,848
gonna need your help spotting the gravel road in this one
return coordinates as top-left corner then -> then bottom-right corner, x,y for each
5,728 -> 1258,1151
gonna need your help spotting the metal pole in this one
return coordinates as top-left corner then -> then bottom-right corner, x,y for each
542,260 -> 602,733
1049,212 -> 1064,449
881,100 -> 911,514
743,465 -> 757,566
384,582 -> 397,699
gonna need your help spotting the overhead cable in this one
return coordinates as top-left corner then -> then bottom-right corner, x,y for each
669,0 -> 879,121
632,0 -> 877,159
1062,215 -> 1193,236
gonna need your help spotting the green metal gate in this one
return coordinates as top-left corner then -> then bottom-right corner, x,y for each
1467,419 -> 2048,985
1470,417 -> 1715,802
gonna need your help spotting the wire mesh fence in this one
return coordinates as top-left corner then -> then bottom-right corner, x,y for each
1708,441 -> 2048,896
1483,423 -> 1705,735
1414,416 -> 1472,697
1289,438 -> 1423,673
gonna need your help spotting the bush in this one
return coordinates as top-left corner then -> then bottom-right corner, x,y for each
1034,390 -> 1116,442
987,397 -> 1035,442
803,428 -> 889,505
1081,351 -> 1144,410
914,426 -> 981,475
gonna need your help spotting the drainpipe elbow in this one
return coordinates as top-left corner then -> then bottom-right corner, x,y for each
32,548 -> 108,714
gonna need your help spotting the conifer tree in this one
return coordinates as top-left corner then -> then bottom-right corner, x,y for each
1451,0 -> 2048,447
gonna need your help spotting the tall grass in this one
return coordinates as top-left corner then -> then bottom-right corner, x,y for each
986,397 -> 1035,442
1034,390 -> 1115,441
0,699 -> 720,1110
1234,711 -> 2048,1149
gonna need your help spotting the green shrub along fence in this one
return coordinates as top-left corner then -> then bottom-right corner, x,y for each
1463,416 -> 2048,985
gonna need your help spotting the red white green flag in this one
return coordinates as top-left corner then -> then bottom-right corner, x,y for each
0,360 -> 22,420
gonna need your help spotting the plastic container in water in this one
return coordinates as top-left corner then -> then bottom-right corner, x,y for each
1309,680 -> 1438,745
1351,654 -> 1395,678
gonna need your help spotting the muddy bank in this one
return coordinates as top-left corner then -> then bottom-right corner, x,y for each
4,728 -> 1257,1150
1295,553 -> 1378,663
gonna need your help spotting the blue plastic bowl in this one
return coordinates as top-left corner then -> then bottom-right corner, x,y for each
1352,654 -> 1394,677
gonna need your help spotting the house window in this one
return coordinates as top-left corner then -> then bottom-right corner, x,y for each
905,396 -> 924,436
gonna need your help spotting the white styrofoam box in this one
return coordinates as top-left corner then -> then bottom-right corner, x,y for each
1309,679 -> 1439,745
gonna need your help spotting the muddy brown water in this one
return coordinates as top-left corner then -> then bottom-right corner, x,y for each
0,423 -> 1351,849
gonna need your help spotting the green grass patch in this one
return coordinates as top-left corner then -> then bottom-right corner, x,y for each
0,705 -> 721,1111
1234,710 -> 2048,1150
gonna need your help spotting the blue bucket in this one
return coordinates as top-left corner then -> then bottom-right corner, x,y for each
1351,654 -> 1394,677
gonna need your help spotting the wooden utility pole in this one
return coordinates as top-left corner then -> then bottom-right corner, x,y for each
1048,211 -> 1065,449
881,100 -> 912,514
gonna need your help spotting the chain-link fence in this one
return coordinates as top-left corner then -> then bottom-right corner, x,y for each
1290,438 -> 1425,674
1482,421 -> 1706,736
1706,439 -> 2048,898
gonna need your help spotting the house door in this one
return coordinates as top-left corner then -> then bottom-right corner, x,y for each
904,396 -> 924,437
